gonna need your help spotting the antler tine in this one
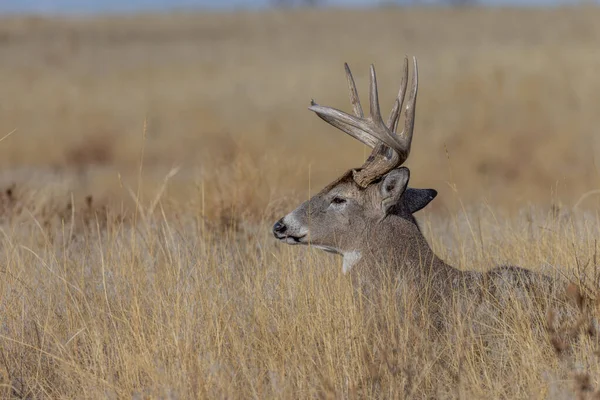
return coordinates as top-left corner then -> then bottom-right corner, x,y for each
344,63 -> 364,118
386,56 -> 409,133
368,64 -> 384,123
399,57 -> 418,149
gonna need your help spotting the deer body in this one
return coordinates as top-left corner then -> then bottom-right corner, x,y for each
275,168 -> 545,299
273,57 -> 558,315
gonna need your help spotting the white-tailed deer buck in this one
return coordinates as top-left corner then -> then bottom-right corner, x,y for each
273,57 -> 559,308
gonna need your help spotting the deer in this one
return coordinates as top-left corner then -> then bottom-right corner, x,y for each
272,57 -> 574,332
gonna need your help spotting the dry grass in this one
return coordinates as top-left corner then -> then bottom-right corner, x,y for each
1,185 -> 600,398
1,6 -> 600,398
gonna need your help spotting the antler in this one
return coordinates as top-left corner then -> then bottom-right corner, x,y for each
309,56 -> 418,188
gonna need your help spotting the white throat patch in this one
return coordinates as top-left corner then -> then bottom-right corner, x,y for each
342,251 -> 362,274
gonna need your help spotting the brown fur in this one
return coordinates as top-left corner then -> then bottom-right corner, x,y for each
275,167 -> 565,332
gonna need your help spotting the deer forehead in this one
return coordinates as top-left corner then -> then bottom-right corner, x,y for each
318,179 -> 381,205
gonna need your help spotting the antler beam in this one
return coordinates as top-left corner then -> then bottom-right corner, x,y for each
309,56 -> 418,188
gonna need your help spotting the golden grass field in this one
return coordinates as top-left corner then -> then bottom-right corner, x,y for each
1,6 -> 600,398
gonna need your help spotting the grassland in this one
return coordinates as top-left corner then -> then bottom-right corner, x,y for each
1,6 -> 600,398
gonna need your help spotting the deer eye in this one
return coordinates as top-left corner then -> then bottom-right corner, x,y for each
331,196 -> 347,205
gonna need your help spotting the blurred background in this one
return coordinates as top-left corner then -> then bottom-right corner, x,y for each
1,0 -> 600,222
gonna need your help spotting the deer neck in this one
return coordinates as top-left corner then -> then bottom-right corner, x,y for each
346,214 -> 454,277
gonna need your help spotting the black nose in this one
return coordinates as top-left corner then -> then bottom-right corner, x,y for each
273,219 -> 287,235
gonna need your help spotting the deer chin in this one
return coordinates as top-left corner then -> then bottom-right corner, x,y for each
276,233 -> 307,245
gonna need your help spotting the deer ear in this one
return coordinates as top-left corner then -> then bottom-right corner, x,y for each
380,167 -> 410,215
403,188 -> 437,214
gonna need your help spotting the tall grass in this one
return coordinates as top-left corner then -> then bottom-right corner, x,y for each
0,180 -> 599,398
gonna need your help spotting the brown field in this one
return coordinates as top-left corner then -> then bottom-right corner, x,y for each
1,6 -> 600,398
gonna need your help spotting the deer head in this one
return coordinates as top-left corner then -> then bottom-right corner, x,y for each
273,57 -> 437,273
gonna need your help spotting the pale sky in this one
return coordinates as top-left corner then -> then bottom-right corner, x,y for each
0,0 -> 590,14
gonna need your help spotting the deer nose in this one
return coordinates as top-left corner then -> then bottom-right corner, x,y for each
273,219 -> 287,236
